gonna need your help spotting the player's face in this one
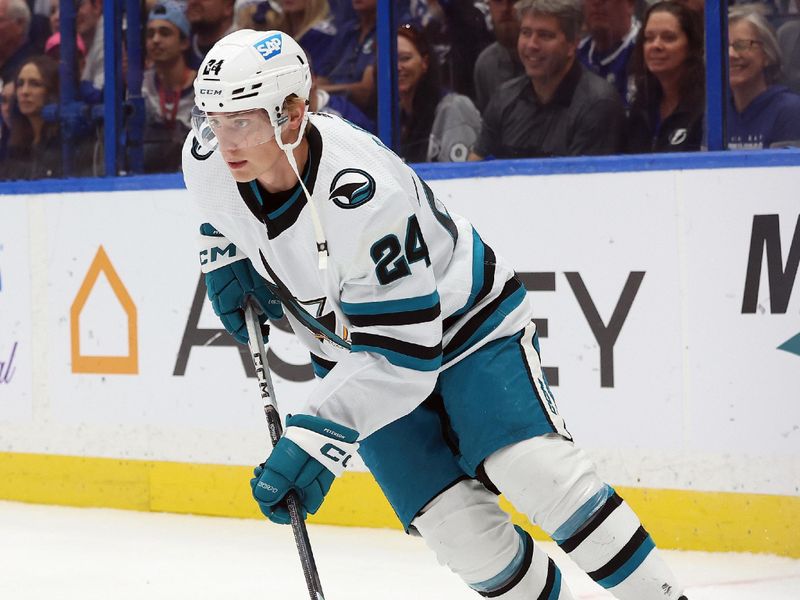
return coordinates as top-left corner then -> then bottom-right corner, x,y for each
220,135 -> 284,182
643,11 -> 689,80
15,63 -> 48,117
728,20 -> 768,91
146,20 -> 187,64
517,13 -> 576,84
397,35 -> 428,97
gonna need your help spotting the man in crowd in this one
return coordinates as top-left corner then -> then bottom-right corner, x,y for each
469,0 -> 623,159
142,0 -> 196,172
185,0 -> 236,69
578,0 -> 640,104
0,0 -> 36,86
474,0 -> 524,112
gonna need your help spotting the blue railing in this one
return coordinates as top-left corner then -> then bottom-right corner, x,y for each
6,0 -> 800,187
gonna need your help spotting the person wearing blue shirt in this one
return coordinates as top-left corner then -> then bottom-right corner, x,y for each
315,0 -> 376,117
578,0 -> 640,105
727,7 -> 800,149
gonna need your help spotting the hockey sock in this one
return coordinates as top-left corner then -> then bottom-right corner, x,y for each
554,486 -> 684,600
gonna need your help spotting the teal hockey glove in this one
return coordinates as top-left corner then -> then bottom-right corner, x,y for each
199,223 -> 283,344
250,414 -> 359,525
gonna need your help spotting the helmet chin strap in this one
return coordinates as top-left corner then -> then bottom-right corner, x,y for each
274,108 -> 329,270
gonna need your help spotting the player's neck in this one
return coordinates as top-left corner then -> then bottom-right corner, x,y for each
256,136 -> 309,194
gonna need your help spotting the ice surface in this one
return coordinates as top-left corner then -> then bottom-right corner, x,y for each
1,500 -> 798,599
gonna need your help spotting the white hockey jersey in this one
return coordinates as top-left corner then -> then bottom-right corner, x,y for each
182,113 -> 532,439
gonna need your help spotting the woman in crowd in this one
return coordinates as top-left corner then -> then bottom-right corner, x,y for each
0,56 -> 94,180
625,1 -> 705,152
727,7 -> 800,149
397,23 -> 481,163
238,0 -> 335,67
0,80 -> 13,160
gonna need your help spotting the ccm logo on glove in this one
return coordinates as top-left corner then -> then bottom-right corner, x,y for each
321,443 -> 352,467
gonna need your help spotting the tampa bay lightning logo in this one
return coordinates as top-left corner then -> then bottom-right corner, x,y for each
329,169 -> 376,209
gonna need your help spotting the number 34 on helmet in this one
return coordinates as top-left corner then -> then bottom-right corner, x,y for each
190,29 -> 312,151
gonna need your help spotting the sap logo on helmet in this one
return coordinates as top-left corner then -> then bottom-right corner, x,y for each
199,88 -> 222,95
329,169 -> 376,209
254,33 -> 282,61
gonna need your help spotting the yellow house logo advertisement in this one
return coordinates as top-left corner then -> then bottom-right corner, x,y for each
70,246 -> 138,374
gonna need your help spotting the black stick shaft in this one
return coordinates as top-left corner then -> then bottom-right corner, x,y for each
245,306 -> 326,600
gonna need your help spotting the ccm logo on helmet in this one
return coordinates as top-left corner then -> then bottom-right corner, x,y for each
199,89 -> 222,95
254,33 -> 283,61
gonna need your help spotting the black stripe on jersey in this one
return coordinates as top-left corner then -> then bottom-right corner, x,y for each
420,178 -> 458,244
535,558 -> 558,600
350,332 -> 441,360
480,529 -> 535,598
237,125 -> 323,238
587,526 -> 649,583
310,353 -> 337,371
442,276 -> 521,356
442,242 -> 497,331
558,492 -> 622,553
346,303 -> 441,327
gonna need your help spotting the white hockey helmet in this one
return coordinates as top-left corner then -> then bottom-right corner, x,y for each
192,29 -> 312,150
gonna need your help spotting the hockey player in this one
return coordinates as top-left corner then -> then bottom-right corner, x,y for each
183,29 -> 689,600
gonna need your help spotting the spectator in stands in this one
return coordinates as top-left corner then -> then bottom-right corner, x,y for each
267,0 -> 337,67
728,7 -> 800,148
315,0 -> 376,116
625,1 -> 704,152
469,0 -> 624,159
0,80 -> 13,158
48,0 -> 57,33
579,0 -> 640,104
44,32 -> 87,72
414,0 -> 494,100
0,56 -> 94,179
473,0 -> 524,112
142,1 -> 197,172
777,18 -> 800,93
77,0 -> 104,91
397,23 -> 481,162
0,0 -> 36,87
186,0 -> 236,69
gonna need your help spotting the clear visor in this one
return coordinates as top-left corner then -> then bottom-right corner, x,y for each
190,106 -> 276,151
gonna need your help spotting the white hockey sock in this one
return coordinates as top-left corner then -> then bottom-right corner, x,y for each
470,527 -> 575,599
554,487 -> 684,600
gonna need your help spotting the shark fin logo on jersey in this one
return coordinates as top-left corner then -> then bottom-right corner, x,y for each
254,33 -> 282,61
329,169 -> 376,209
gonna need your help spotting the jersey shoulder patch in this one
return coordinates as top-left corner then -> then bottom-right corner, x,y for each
190,136 -> 215,161
329,168 -> 376,209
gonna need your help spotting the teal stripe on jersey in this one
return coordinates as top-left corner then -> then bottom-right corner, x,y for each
548,564 -> 563,600
443,284 -> 527,364
450,228 -> 485,319
596,536 -> 655,589
310,355 -> 335,378
342,291 -> 440,316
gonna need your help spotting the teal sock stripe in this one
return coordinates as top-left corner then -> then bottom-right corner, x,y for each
470,525 -> 530,593
596,535 -> 656,589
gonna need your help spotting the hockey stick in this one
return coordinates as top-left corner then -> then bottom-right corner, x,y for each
244,304 -> 326,600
